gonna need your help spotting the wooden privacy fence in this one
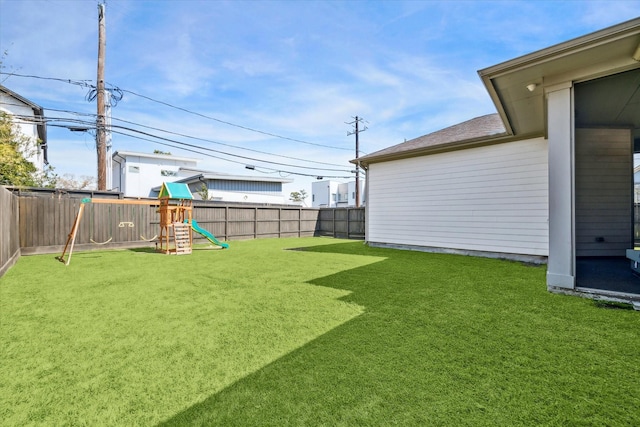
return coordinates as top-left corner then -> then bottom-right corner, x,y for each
0,187 -> 20,275
316,207 -> 365,239
14,195 -> 365,255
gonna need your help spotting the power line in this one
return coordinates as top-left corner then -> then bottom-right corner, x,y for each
346,115 -> 367,207
107,124 -> 352,172
6,109 -> 356,177
0,72 -> 93,88
2,72 -> 361,177
119,88 -> 352,151
45,119 -> 354,175
1,71 -> 353,152
20,104 -> 353,169
108,116 -> 348,168
36,113 -> 354,173
48,124 -> 353,179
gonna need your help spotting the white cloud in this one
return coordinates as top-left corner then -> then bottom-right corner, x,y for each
2,0 -> 639,195
580,1 -> 640,27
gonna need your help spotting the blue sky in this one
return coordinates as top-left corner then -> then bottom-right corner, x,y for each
1,0 -> 639,195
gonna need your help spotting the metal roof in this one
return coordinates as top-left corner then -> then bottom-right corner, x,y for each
175,172 -> 294,184
158,182 -> 193,199
112,150 -> 200,163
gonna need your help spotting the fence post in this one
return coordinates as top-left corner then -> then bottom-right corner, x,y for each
225,206 -> 229,240
333,208 -> 336,238
254,207 -> 258,239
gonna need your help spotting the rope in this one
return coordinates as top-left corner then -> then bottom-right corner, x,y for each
89,203 -> 113,245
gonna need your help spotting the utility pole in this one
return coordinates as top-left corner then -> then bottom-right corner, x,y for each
347,116 -> 367,207
96,3 -> 107,190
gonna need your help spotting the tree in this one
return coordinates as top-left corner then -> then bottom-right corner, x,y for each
289,189 -> 308,206
196,183 -> 211,200
0,112 -> 56,187
56,173 -> 96,190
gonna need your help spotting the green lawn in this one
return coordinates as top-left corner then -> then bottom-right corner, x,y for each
1,238 -> 639,426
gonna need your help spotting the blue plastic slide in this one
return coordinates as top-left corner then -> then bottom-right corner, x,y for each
187,219 -> 229,249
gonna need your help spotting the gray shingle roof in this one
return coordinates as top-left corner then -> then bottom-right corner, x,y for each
356,113 -> 507,165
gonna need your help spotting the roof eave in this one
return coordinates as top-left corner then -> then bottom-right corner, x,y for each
478,18 -> 640,79
112,150 -> 200,163
477,17 -> 640,137
353,131 -> 541,167
176,173 -> 294,184
0,85 -> 48,162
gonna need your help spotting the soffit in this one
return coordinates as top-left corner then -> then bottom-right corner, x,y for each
575,67 -> 640,131
479,18 -> 640,137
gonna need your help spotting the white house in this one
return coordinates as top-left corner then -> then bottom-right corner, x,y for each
312,180 -> 364,207
0,85 -> 48,171
354,18 -> 640,301
112,150 -> 199,197
161,168 -> 293,204
112,150 -> 293,203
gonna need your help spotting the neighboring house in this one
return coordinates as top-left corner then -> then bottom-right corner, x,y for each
0,84 -> 48,171
112,150 -> 293,203
312,180 -> 363,207
354,18 -> 640,299
112,150 -> 199,197
159,168 -> 293,204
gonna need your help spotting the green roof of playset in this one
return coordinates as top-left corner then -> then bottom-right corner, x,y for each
158,182 -> 194,200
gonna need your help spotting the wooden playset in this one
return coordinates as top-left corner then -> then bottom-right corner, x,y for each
58,182 -> 225,265
156,182 -> 193,255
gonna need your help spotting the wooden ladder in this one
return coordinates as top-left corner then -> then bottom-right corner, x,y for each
172,222 -> 192,255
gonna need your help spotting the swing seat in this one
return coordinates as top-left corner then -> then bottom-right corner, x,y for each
90,237 -> 113,245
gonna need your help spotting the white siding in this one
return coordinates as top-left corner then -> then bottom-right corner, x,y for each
312,181 -> 340,207
0,94 -> 44,171
312,180 -> 362,207
367,137 -> 549,256
187,182 -> 287,204
113,154 -> 198,197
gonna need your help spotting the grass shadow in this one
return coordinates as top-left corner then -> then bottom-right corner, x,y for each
127,247 -> 157,253
5,239 -> 640,426
2,238 -> 374,426
158,241 -> 640,426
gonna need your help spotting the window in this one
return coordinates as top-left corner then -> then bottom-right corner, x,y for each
161,169 -> 178,177
312,195 -> 315,202
128,166 -> 140,173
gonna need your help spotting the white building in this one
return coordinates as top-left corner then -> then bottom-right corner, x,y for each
112,150 -> 198,197
161,168 -> 293,204
354,18 -> 640,301
312,180 -> 363,207
0,85 -> 48,172
112,150 -> 293,203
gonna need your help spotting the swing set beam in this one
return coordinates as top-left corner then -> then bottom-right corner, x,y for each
57,198 -> 163,265
83,198 -> 161,206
